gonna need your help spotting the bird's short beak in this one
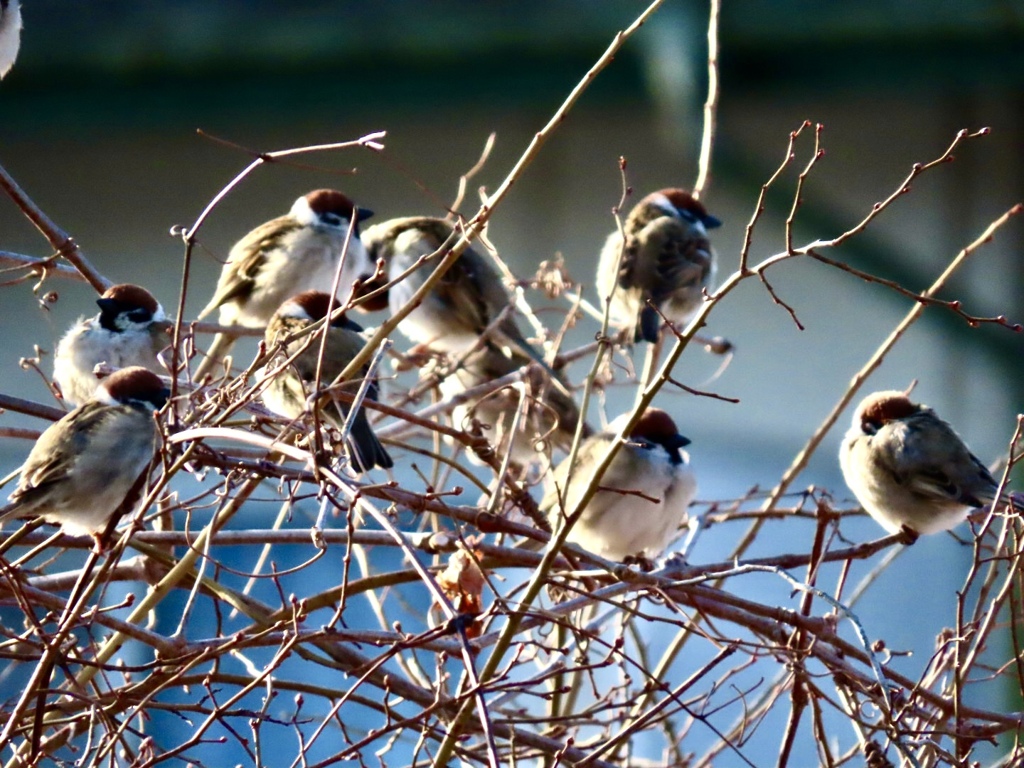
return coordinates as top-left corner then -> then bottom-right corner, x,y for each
702,214 -> 723,230
96,297 -> 118,313
356,207 -> 374,222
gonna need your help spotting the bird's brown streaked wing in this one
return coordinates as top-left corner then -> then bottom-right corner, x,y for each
450,243 -> 564,372
430,247 -> 498,335
199,216 -> 298,318
284,325 -> 379,409
8,402 -> 114,505
369,216 -> 449,264
895,416 -> 998,506
649,220 -> 712,305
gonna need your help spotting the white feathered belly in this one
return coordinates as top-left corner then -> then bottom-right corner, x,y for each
571,460 -> 696,560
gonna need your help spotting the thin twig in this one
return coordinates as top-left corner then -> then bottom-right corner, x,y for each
0,162 -> 112,292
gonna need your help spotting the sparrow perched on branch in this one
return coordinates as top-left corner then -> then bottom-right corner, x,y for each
195,189 -> 373,378
361,216 -> 554,369
439,344 -> 588,469
53,284 -> 171,406
361,215 -> 580,454
0,367 -> 168,546
259,291 -> 392,473
840,390 -> 1006,538
542,408 -> 696,561
597,188 -> 721,343
200,190 -> 374,327
0,0 -> 21,79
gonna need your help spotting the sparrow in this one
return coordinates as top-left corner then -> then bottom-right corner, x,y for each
361,216 -> 555,368
200,189 -> 374,327
259,291 -> 392,473
0,0 -> 21,79
596,188 -> 721,343
0,367 -> 168,546
53,283 -> 171,406
839,390 -> 1004,537
439,344 -> 588,469
542,408 -> 696,560
195,189 -> 373,379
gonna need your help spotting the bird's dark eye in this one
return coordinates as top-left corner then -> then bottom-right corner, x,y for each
320,212 -> 344,228
676,208 -> 698,224
125,308 -> 151,323
861,418 -> 882,436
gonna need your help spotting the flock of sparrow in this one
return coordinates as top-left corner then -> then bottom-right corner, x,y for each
0,0 -> 1012,558
0,183 -> 1013,561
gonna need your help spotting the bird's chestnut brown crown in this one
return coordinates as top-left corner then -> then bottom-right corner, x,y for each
304,189 -> 374,223
652,188 -> 722,230
101,284 -> 160,314
630,408 -> 691,465
283,291 -> 365,333
855,390 -> 919,435
96,284 -> 163,331
631,407 -> 688,443
99,367 -> 169,410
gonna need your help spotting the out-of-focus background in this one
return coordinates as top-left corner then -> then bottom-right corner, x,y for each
1,1 -> 1022,763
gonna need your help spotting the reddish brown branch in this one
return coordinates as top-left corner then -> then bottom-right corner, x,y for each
0,162 -> 111,293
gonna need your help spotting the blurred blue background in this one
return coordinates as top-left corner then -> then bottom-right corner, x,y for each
0,1 -> 1022,764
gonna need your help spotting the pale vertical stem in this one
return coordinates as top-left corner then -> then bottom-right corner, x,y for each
692,0 -> 720,200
